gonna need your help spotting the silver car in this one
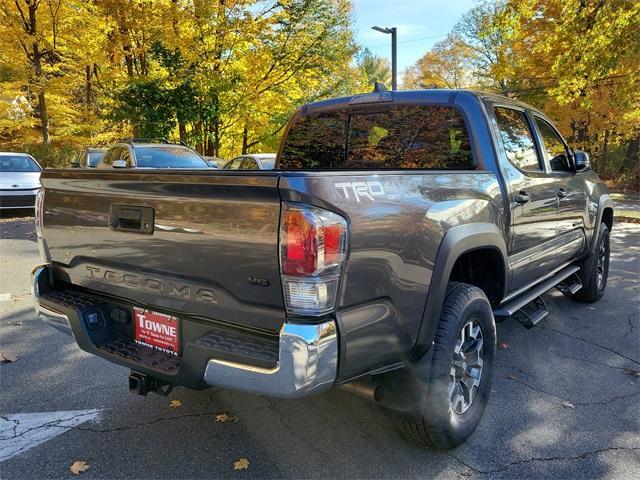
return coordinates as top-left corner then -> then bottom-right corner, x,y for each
0,152 -> 42,210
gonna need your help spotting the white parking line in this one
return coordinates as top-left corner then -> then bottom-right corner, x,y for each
0,409 -> 100,462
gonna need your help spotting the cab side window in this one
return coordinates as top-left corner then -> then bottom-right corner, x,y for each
494,107 -> 542,172
534,117 -> 572,172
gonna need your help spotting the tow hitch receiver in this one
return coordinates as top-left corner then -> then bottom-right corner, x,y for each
128,371 -> 173,396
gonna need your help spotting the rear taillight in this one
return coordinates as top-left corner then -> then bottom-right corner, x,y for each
279,203 -> 347,316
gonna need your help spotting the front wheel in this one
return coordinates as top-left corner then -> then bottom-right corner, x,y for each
573,224 -> 610,303
400,282 -> 496,449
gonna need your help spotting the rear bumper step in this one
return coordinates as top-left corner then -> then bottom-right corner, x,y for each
32,264 -> 338,398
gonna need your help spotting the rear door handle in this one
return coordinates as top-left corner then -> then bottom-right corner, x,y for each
514,191 -> 530,205
557,188 -> 568,199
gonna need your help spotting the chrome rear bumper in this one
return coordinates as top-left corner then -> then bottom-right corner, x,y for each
203,321 -> 338,398
32,264 -> 338,398
32,265 -> 74,336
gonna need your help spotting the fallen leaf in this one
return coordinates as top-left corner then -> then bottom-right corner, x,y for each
624,368 -> 640,378
233,458 -> 250,470
215,413 -> 238,423
169,399 -> 182,408
70,460 -> 90,475
505,373 -> 516,380
561,401 -> 575,409
0,352 -> 20,364
498,342 -> 510,350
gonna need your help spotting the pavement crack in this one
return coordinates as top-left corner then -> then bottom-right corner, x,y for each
1,412 -> 98,440
541,325 -> 640,365
504,376 -> 640,406
70,410 -> 219,433
448,446 -> 640,476
0,415 -> 20,439
497,364 -> 537,379
550,351 -> 638,372
626,311 -> 638,336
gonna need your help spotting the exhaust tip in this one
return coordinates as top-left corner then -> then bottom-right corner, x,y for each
338,379 -> 385,402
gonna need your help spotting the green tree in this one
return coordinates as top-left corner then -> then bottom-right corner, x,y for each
358,48 -> 391,88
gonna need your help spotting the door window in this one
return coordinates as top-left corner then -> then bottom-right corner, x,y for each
241,158 -> 259,169
101,147 -> 120,167
224,157 -> 242,169
120,148 -> 132,167
494,107 -> 542,172
533,117 -> 572,172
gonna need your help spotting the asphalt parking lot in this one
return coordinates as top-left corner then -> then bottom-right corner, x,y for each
1,214 -> 639,479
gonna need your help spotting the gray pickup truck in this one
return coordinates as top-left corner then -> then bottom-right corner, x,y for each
32,88 -> 613,449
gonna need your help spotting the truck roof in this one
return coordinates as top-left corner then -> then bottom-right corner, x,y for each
300,88 -> 543,117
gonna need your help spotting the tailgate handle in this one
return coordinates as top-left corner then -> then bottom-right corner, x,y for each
110,205 -> 154,234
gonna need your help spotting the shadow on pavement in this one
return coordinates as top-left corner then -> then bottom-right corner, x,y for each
0,215 -> 35,241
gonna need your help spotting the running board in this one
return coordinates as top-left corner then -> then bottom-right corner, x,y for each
494,265 -> 580,318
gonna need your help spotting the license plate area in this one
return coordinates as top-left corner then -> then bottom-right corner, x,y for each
134,307 -> 180,356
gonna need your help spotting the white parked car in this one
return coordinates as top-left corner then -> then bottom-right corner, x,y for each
0,152 -> 41,210
222,153 -> 276,170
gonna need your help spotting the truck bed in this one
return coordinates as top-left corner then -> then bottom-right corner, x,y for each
38,167 -> 502,381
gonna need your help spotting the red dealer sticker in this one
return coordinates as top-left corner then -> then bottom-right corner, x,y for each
134,307 -> 180,355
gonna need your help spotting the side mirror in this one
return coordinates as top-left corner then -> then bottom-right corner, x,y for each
112,159 -> 127,168
573,150 -> 591,172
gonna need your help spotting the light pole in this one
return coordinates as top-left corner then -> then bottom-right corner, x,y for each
372,26 -> 397,90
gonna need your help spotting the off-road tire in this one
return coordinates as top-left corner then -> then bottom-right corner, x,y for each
572,224 -> 610,303
400,282 -> 496,450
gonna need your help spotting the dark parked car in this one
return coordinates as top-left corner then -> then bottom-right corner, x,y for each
71,148 -> 106,168
0,152 -> 41,210
33,88 -> 612,449
96,140 -> 209,169
223,153 -> 276,170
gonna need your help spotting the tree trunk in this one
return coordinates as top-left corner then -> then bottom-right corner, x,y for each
85,65 -> 92,112
194,121 -> 202,153
242,126 -> 248,154
178,122 -> 186,144
37,90 -> 49,144
33,42 -> 49,144
117,8 -> 135,78
22,1 -> 49,144
601,130 -> 609,176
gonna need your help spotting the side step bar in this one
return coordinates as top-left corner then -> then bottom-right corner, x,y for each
556,272 -> 583,296
495,265 -> 580,319
513,296 -> 548,329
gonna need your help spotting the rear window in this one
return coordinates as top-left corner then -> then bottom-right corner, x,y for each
279,105 -> 474,169
0,155 -> 40,172
134,147 -> 208,168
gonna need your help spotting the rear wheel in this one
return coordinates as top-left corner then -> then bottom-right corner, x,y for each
400,282 -> 496,449
573,224 -> 610,303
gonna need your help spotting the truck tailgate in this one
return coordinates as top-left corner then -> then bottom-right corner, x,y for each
40,170 -> 284,333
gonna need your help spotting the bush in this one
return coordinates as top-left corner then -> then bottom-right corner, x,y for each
24,143 -> 78,168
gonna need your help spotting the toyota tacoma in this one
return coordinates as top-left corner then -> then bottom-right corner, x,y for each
32,87 -> 613,449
